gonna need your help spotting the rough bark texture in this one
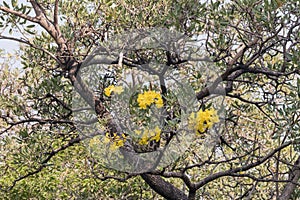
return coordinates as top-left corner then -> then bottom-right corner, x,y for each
279,156 -> 300,200
141,174 -> 188,200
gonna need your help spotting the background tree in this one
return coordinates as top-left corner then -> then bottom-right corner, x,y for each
0,0 -> 299,199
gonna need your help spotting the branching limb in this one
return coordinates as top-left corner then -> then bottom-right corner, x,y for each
0,5 -> 39,23
194,141 -> 294,189
1,130 -> 97,192
279,156 -> 300,200
0,34 -> 62,65
29,0 -> 67,50
53,0 -> 59,29
141,173 -> 188,200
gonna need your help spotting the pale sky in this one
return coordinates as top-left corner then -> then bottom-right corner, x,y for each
0,0 -> 32,54
0,0 -> 35,67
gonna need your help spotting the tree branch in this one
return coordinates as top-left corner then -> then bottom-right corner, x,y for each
29,0 -> 67,50
194,141 -> 293,189
2,131 -> 94,191
0,6 -> 39,23
53,0 -> 59,28
279,156 -> 300,200
141,173 -> 188,200
0,35 -> 62,64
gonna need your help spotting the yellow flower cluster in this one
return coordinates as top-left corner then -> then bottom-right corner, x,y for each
104,85 -> 124,97
103,133 -> 126,151
134,126 -> 161,145
137,90 -> 163,109
189,108 -> 219,135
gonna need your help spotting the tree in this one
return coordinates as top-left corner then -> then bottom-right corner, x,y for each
0,0 -> 299,199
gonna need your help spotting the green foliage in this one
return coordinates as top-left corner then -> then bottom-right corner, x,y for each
1,144 -> 156,199
0,0 -> 300,199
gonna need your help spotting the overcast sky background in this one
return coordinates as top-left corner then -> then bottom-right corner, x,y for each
0,0 -> 31,55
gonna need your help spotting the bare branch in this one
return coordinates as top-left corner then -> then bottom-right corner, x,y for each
53,0 -> 59,27
0,35 -> 62,64
0,117 -> 73,135
194,141 -> 294,189
29,0 -> 67,50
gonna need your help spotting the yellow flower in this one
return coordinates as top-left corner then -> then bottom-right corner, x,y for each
189,108 -> 219,136
137,90 -> 163,109
103,132 -> 111,143
104,85 -> 124,97
152,126 -> 161,142
115,137 -> 125,147
139,135 -> 149,145
137,126 -> 161,145
110,143 -> 118,151
155,97 -> 163,108
103,132 -> 126,151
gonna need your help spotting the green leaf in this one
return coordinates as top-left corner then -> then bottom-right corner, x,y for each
3,1 -> 10,8
24,28 -> 35,35
26,24 -> 35,28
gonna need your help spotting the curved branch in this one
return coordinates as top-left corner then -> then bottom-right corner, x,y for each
0,6 -> 39,23
0,35 -> 62,64
141,173 -> 188,200
29,0 -> 67,50
2,132 -> 83,191
194,141 -> 294,189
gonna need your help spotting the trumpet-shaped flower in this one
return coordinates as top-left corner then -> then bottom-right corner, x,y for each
189,108 -> 219,136
136,126 -> 161,145
104,85 -> 124,97
137,90 -> 163,109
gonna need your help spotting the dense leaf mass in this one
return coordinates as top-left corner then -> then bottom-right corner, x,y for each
0,0 -> 300,199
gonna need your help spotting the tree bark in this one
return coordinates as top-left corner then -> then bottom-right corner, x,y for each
141,174 -> 188,200
188,189 -> 196,200
279,156 -> 300,200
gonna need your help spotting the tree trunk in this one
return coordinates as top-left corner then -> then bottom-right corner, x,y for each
279,156 -> 300,200
141,174 -> 188,200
